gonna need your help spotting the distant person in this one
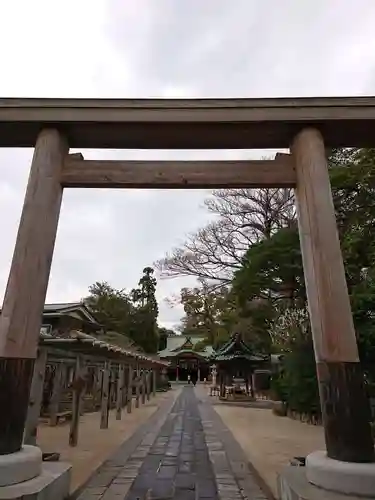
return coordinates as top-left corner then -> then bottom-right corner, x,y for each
192,373 -> 197,386
187,374 -> 191,385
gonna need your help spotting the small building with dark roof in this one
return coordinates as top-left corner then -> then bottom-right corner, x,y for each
212,332 -> 269,398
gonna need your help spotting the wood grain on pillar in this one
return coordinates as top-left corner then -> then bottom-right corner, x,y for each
0,129 -> 68,359
0,129 -> 68,455
292,128 -> 374,463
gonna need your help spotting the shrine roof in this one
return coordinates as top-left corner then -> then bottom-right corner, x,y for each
167,349 -> 211,358
214,353 -> 266,362
158,334 -> 214,359
213,332 -> 268,363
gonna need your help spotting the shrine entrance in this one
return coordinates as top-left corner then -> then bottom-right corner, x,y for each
159,334 -> 212,382
175,356 -> 209,382
177,357 -> 198,382
0,97 -> 374,480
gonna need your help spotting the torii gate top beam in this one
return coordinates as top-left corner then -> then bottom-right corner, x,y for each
0,96 -> 375,149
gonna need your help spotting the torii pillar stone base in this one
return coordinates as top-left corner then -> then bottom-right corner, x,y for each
0,446 -> 71,500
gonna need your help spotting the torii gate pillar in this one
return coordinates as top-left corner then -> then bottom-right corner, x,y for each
0,129 -> 70,494
289,128 -> 375,497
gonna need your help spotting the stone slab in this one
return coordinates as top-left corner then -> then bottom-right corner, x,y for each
0,446 -> 42,487
306,450 -> 375,497
76,387 -> 269,500
278,465 -> 375,500
123,387 -> 218,499
197,388 -> 270,500
73,389 -> 180,500
0,462 -> 71,500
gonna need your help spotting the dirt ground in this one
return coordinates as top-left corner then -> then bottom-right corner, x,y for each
214,404 -> 325,498
37,390 -> 177,493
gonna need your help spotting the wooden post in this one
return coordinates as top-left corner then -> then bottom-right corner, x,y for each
152,368 -> 156,397
69,356 -> 86,447
146,371 -> 151,401
94,367 -> 103,409
116,364 -> 124,420
292,128 -> 374,463
0,129 -> 68,455
111,368 -> 117,408
141,371 -> 146,404
100,362 -> 110,429
127,364 -> 133,414
122,364 -> 128,408
49,362 -> 65,426
107,369 -> 111,410
135,363 -> 140,408
135,379 -> 140,408
108,368 -> 114,410
146,371 -> 150,400
24,348 -> 48,445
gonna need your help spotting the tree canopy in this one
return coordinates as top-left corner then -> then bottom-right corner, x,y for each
84,266 -> 166,354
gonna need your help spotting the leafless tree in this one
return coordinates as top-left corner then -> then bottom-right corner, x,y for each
155,188 -> 296,284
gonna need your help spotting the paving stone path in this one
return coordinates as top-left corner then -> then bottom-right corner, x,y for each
77,387 -> 269,500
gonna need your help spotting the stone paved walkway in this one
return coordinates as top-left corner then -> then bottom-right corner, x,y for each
76,387 -> 269,500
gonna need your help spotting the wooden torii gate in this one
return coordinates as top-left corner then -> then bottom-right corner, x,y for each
0,97 -> 374,464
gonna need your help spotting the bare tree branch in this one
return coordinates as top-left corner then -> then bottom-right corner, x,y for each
155,188 -> 296,283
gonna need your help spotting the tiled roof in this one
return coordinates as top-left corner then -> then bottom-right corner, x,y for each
40,329 -> 168,366
43,302 -> 83,311
42,302 -> 100,325
214,353 -> 267,362
212,332 -> 268,363
159,334 -> 214,359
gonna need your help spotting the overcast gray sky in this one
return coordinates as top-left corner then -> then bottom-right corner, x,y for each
1,0 -> 375,330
